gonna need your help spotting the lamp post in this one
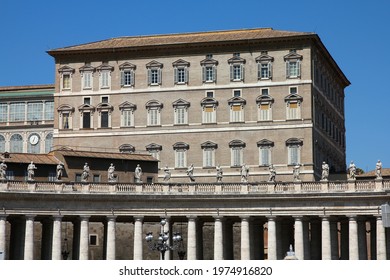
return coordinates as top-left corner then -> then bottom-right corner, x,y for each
145,218 -> 183,260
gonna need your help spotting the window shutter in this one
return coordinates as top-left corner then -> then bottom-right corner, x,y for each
269,63 -> 272,79
202,66 -> 206,82
174,68 -> 178,84
257,63 -> 261,79
286,61 -> 290,78
297,61 -> 301,77
131,71 -> 134,86
230,65 -> 233,81
214,66 -> 217,82
185,68 -> 188,83
158,69 -> 162,84
120,71 -> 124,86
241,64 -> 244,81
147,69 -> 151,85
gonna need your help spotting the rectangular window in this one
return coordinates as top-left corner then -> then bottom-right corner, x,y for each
101,111 -> 109,128
287,102 -> 300,119
290,87 -> 298,95
206,91 -> 214,98
83,72 -> 92,89
287,61 -> 301,78
259,104 -> 271,121
260,63 -> 271,79
93,175 -> 100,183
89,234 -> 98,246
121,70 -> 133,86
121,110 -> 133,127
9,103 -> 25,122
175,150 -> 186,168
261,88 -> 269,96
101,96 -> 109,103
176,68 -> 186,83
175,107 -> 187,125
62,74 -> 71,89
149,69 -> 160,85
203,149 -> 215,167
44,101 -> 54,120
84,97 -> 91,105
203,106 -> 216,123
148,109 -> 160,126
259,147 -> 271,166
206,67 -> 214,82
231,148 -> 243,167
27,102 -> 43,121
233,65 -> 241,80
83,112 -> 91,128
62,113 -> 70,129
230,105 -> 243,122
100,71 -> 110,88
0,104 -> 8,122
288,146 -> 300,165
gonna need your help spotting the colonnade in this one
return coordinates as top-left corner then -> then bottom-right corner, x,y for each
0,213 -> 388,260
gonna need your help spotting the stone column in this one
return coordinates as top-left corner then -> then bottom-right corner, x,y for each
24,215 -> 35,260
106,216 -> 116,260
133,216 -> 144,260
162,217 -> 171,260
294,216 -> 304,260
321,216 -> 331,260
187,216 -> 197,260
0,215 -> 7,260
240,216 -> 250,260
348,216 -> 359,260
376,216 -> 387,260
267,217 -> 277,260
214,216 -> 224,260
79,215 -> 90,260
51,215 -> 63,260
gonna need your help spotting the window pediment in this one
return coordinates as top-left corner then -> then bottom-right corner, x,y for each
78,104 -> 95,112
228,56 -> 246,64
172,59 -> 190,67
200,58 -> 219,66
173,142 -> 189,150
146,60 -> 163,69
228,96 -> 246,105
257,139 -> 274,147
96,63 -> 114,71
201,141 -> 218,149
256,53 -> 274,63
145,100 -> 163,109
146,143 -> 162,151
96,103 -> 113,111
200,97 -> 219,107
285,94 -> 303,102
79,64 -> 95,72
119,144 -> 135,153
172,99 -> 190,108
119,62 -> 136,70
119,101 -> 137,110
229,139 -> 246,148
58,65 -> 75,74
256,95 -> 274,103
286,138 -> 303,146
284,51 -> 303,61
57,104 -> 75,112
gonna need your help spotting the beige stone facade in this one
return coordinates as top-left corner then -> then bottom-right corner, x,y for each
48,28 -> 350,183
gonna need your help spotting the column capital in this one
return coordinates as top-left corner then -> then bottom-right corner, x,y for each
106,215 -> 117,222
78,215 -> 90,221
0,214 -> 8,220
51,215 -> 63,221
347,215 -> 358,221
239,216 -> 251,220
186,215 -> 197,221
133,216 -> 144,222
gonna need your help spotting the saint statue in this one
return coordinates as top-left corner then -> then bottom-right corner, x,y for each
240,163 -> 249,183
27,161 -> 37,181
0,160 -> 7,180
216,165 -> 223,183
187,164 -> 195,182
163,166 -> 171,182
348,161 -> 356,180
108,163 -> 116,182
135,164 -> 142,183
321,161 -> 329,181
56,162 -> 64,181
268,164 -> 276,182
376,160 -> 382,179
81,162 -> 90,182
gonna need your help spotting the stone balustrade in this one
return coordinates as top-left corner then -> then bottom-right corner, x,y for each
0,179 -> 388,194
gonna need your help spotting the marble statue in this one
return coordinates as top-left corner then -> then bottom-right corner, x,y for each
108,163 -> 116,182
56,162 -> 64,181
348,161 -> 356,180
135,164 -> 142,183
187,164 -> 195,182
240,163 -> 249,183
216,165 -> 223,183
376,160 -> 382,179
321,161 -> 329,181
27,161 -> 37,181
293,163 -> 300,181
81,162 -> 90,182
268,164 -> 276,182
0,160 -> 7,180
163,166 -> 171,182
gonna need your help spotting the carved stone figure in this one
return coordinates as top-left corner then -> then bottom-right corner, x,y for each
56,162 -> 64,181
240,163 -> 249,183
187,164 -> 195,182
81,162 -> 90,182
321,161 -> 329,181
268,164 -> 276,182
0,160 -> 7,180
348,161 -> 356,180
293,163 -> 300,181
135,164 -> 142,183
216,165 -> 223,183
163,166 -> 171,182
376,160 -> 382,179
27,161 -> 37,181
108,163 -> 116,182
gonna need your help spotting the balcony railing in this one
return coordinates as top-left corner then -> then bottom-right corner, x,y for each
0,179 -> 388,195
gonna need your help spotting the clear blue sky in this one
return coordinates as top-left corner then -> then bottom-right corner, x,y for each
1,0 -> 389,172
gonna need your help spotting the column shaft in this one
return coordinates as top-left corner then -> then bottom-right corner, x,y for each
376,216 -> 387,260
214,217 -> 223,260
24,215 -> 35,260
267,217 -> 277,260
79,216 -> 90,260
133,217 -> 143,260
321,216 -> 331,260
240,217 -> 250,260
349,216 -> 359,260
0,215 -> 7,260
51,216 -> 62,260
187,216 -> 197,260
106,216 -> 116,260
294,217 -> 304,260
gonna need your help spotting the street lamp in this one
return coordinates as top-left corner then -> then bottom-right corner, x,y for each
145,218 -> 183,260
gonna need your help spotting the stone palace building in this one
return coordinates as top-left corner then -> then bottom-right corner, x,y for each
0,28 -> 389,260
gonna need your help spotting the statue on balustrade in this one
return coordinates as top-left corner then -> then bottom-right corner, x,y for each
376,160 -> 382,179
216,165 -> 223,183
135,164 -> 142,183
27,161 -> 37,181
268,164 -> 276,182
187,164 -> 195,182
0,160 -> 7,180
81,162 -> 90,182
108,163 -> 116,183
348,161 -> 356,180
321,161 -> 329,181
241,163 -> 249,183
56,162 -> 64,181
293,163 -> 301,182
163,166 -> 171,182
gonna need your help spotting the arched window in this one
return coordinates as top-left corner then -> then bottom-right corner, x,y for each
10,134 -> 23,153
0,135 -> 5,152
45,133 -> 53,153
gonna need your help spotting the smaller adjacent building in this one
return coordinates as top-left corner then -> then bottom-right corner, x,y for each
0,149 -> 158,183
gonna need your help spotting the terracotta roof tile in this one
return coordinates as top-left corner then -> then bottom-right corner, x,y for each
48,28 -> 313,54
